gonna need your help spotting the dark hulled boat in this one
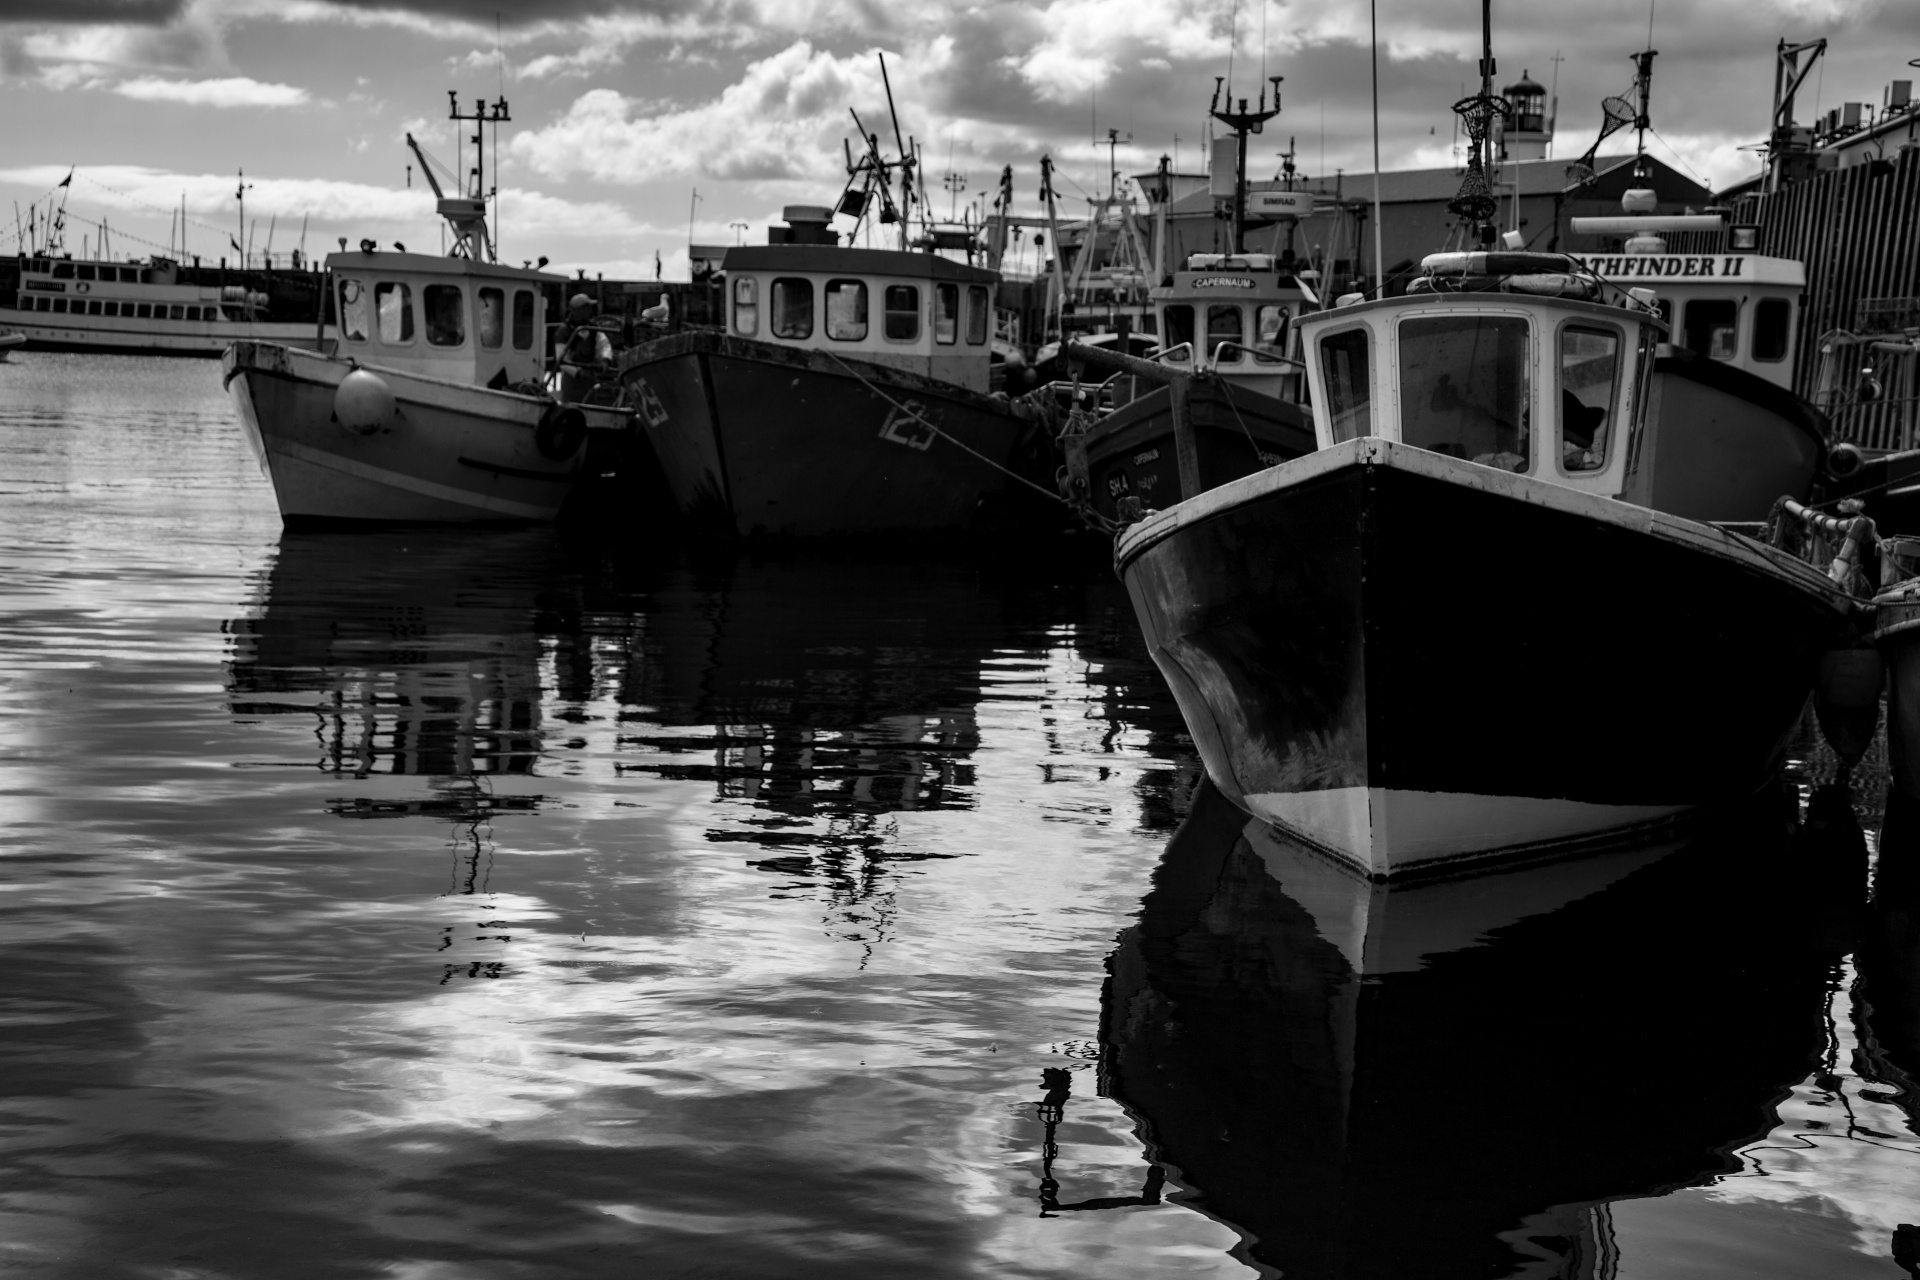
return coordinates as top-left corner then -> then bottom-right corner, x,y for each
1070,253 -> 1318,520
619,219 -> 1043,537
1117,255 -> 1856,878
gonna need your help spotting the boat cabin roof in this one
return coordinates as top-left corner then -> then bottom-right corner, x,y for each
324,248 -> 561,285
723,245 -> 997,285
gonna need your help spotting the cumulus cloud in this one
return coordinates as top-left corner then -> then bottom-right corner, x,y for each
114,73 -> 307,106
509,40 -> 939,187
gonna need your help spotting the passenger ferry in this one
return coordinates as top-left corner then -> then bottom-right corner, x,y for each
0,252 -> 327,356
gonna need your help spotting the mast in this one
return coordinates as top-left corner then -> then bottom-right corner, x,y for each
1445,0 -> 1508,247
1208,75 -> 1283,255
1630,48 -> 1658,181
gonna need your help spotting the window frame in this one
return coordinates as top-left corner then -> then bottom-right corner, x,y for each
732,275 -> 759,337
1314,323 -> 1376,444
1392,309 -> 1534,472
477,286 -> 505,350
511,289 -> 535,350
770,276 -> 814,340
965,285 -> 990,345
423,282 -> 467,348
1752,296 -> 1793,363
933,282 -> 959,346
374,281 -> 415,345
824,278 -> 869,342
1207,304 -> 1245,364
1554,319 -> 1626,477
882,283 -> 920,343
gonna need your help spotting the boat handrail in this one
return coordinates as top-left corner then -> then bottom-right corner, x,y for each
1154,342 -> 1195,366
1212,340 -> 1305,370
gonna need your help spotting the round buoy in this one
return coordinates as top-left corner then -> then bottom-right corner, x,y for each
535,405 -> 587,461
1621,187 -> 1658,214
334,369 -> 395,436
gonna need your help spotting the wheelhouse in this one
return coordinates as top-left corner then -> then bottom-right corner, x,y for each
1298,275 -> 1664,501
1149,252 -> 1318,398
722,245 -> 999,393
324,249 -> 555,387
1571,253 -> 1804,390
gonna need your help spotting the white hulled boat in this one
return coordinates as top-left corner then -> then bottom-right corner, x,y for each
223,95 -> 629,524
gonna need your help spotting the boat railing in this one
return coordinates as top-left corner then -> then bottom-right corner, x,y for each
1154,342 -> 1195,367
1211,340 -> 1305,371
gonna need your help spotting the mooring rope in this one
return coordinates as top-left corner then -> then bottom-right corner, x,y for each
822,350 -> 1072,508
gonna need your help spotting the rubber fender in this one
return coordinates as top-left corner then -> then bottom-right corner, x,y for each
1827,441 -> 1865,480
334,368 -> 395,436
535,405 -> 588,461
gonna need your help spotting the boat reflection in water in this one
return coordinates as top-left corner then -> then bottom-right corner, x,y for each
225,528 -> 562,873
1091,782 -> 1878,1278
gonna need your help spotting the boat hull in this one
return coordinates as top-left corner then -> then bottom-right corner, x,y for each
1628,353 -> 1825,522
620,329 -> 1039,537
224,340 -> 611,524
1117,438 -> 1852,878
1876,582 -> 1920,799
1076,378 -> 1314,521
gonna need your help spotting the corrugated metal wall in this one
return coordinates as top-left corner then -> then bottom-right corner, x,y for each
1667,149 -> 1920,449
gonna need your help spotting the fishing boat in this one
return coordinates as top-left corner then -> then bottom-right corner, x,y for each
1559,55 -> 1826,523
617,65 -> 1048,538
1114,37 -> 1857,877
223,96 -> 627,525
1,251 -> 327,357
1059,85 -> 1323,527
1564,243 -> 1823,522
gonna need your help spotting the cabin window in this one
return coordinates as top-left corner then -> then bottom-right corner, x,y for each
424,284 -> 465,347
1161,304 -> 1196,362
136,303 -> 152,319
966,286 -> 990,344
477,288 -> 504,349
732,275 -> 758,336
375,282 -> 414,344
1253,305 -> 1289,363
85,300 -> 101,316
1558,325 -> 1620,474
52,262 -> 74,279
1319,326 -> 1373,441
825,279 -> 868,341
38,297 -> 51,312
934,283 -> 959,345
1398,314 -> 1530,471
1681,298 -> 1737,361
186,305 -> 201,321
169,305 -> 185,320
52,298 -> 67,313
883,285 -> 920,341
1208,305 -> 1244,363
1753,297 -> 1792,362
120,267 -> 139,284
102,301 -> 118,317
512,290 -> 534,350
771,277 -> 813,339
77,265 -> 96,281
339,279 -> 370,342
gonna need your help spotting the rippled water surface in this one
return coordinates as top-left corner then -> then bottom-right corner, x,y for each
3,351 -> 1919,1278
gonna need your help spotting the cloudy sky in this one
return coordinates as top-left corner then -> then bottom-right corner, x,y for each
1,0 -> 1915,280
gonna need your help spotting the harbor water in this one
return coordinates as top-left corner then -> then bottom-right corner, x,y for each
3,351 -> 1919,1277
